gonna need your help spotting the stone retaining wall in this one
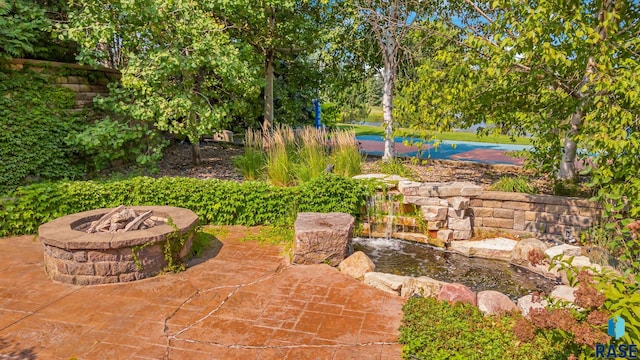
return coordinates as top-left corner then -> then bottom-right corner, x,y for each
7,58 -> 120,109
389,179 -> 603,243
470,191 -> 601,242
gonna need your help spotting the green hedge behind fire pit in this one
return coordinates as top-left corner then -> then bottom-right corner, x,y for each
0,174 -> 372,237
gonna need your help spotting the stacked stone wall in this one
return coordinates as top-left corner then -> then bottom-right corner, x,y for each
7,58 -> 120,109
470,191 -> 601,241
395,181 -> 602,242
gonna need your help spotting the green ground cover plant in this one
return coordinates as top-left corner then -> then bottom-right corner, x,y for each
399,297 -> 569,360
0,69 -> 86,195
0,173 -> 372,237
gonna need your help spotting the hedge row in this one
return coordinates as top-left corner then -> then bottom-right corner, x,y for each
0,174 -> 372,237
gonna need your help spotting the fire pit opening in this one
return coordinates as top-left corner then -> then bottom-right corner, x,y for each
72,205 -> 168,233
39,206 -> 198,285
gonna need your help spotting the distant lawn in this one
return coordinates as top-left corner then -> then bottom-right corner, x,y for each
367,106 -> 383,123
337,123 -> 532,145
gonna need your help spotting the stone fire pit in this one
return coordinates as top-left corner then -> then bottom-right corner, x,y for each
38,206 -> 198,285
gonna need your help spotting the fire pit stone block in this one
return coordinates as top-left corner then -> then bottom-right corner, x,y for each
39,206 -> 198,285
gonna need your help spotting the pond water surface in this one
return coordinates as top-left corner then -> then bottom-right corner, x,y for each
352,237 -> 558,300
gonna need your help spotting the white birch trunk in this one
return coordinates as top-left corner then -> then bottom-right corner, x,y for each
382,64 -> 395,161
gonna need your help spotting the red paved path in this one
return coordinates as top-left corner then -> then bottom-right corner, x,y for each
0,227 -> 404,359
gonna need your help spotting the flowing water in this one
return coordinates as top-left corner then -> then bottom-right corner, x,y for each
352,237 -> 558,300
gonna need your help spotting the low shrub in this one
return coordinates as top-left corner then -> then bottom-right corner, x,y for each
67,117 -> 167,171
0,174 -> 372,237
490,175 -> 537,194
399,297 -> 569,360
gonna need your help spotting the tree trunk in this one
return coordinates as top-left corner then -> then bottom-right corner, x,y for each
263,49 -> 275,130
382,66 -> 395,161
558,109 -> 582,180
262,6 -> 276,130
191,141 -> 201,166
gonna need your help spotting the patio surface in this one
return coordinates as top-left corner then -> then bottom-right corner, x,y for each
0,227 -> 404,359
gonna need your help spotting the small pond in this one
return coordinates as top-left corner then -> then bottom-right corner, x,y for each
352,237 -> 558,300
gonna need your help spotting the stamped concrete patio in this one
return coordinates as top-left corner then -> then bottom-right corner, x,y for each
0,226 -> 404,359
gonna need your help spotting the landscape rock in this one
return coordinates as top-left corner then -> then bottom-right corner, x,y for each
517,294 -> 549,317
449,197 -> 470,211
477,290 -> 517,315
510,238 -> 549,266
550,285 -> 576,303
364,272 -> 406,295
352,173 -> 389,180
437,283 -> 477,306
338,251 -> 375,280
570,255 -> 603,272
421,206 -> 448,221
450,238 -> 517,260
384,175 -> 409,182
293,212 -> 354,266
545,244 -> 582,259
401,276 -> 444,298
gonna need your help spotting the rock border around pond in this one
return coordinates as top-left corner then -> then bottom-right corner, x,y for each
293,210 -> 612,316
341,237 -> 611,316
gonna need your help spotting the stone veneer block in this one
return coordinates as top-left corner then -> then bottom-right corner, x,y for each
513,211 -> 526,231
403,196 -> 448,207
452,230 -> 472,240
449,197 -> 470,211
427,221 -> 445,231
437,229 -> 453,243
473,207 -> 494,218
418,182 -> 482,198
493,208 -> 515,219
398,181 -> 423,196
421,206 -> 448,222
448,217 -> 471,231
448,208 -> 466,219
482,217 -> 514,229
293,212 -> 355,266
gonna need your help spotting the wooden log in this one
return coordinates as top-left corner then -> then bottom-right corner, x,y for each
87,205 -> 125,233
123,210 -> 153,232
